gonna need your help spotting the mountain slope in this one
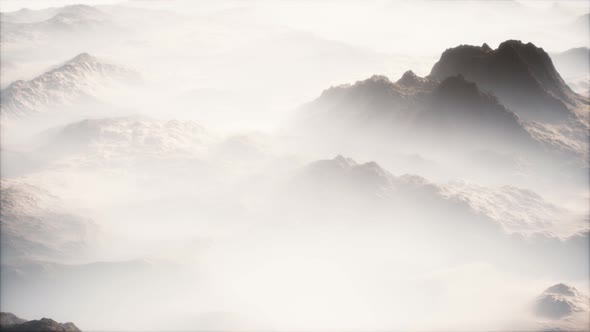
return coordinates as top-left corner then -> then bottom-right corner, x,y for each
0,53 -> 139,118
0,179 -> 98,263
0,313 -> 26,326
429,40 -> 588,122
290,155 -> 587,239
297,72 -> 536,153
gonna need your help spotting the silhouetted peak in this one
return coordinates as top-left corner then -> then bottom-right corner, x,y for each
497,39 -> 526,49
496,40 -> 547,60
497,39 -> 542,52
429,40 -> 579,122
401,70 -> 417,78
396,70 -> 420,86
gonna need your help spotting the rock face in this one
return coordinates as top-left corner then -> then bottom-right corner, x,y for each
0,53 -> 139,117
429,40 -> 587,122
297,72 -> 535,152
0,313 -> 81,331
296,42 -> 590,164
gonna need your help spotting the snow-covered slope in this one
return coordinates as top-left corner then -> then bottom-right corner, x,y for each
534,283 -> 590,331
442,183 -> 585,238
0,179 -> 98,263
0,53 -> 139,118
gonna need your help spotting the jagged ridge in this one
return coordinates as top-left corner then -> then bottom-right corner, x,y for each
429,40 -> 588,122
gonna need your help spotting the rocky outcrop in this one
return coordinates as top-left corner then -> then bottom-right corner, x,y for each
0,313 -> 81,331
429,40 -> 587,122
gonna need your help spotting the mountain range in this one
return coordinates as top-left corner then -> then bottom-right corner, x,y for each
298,72 -> 533,149
0,53 -> 139,118
290,155 -> 587,240
296,40 -> 589,165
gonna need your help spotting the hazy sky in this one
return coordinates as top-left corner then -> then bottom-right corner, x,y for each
1,0 -> 588,56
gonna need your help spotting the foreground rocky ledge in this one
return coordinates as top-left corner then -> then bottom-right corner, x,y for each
0,312 -> 81,331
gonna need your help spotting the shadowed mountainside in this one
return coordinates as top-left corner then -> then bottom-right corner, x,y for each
429,40 -> 588,122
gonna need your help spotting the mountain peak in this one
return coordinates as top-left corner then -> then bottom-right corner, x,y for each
396,70 -> 419,85
543,283 -> 579,296
67,52 -> 96,64
1,54 -> 139,117
396,70 -> 435,90
429,40 -> 582,122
